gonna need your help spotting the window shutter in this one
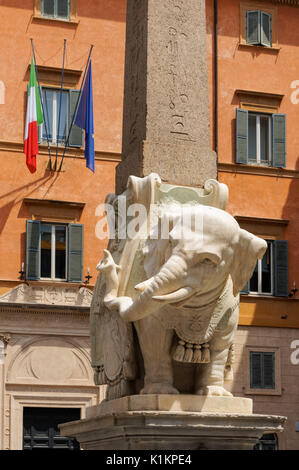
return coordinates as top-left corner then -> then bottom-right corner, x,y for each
273,240 -> 288,297
250,352 -> 262,388
42,0 -> 55,16
69,90 -> 83,147
263,353 -> 275,388
272,114 -> 286,168
26,220 -> 41,281
68,224 -> 83,282
57,0 -> 70,19
240,281 -> 249,295
261,12 -> 272,47
236,109 -> 248,164
246,11 -> 260,45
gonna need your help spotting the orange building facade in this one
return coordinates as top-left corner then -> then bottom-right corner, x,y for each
0,0 -> 299,450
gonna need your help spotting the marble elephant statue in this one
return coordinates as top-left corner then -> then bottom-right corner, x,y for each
97,204 -> 267,397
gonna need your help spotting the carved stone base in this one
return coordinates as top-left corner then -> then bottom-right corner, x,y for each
59,395 -> 286,450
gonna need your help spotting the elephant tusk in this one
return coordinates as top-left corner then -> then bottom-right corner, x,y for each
152,286 -> 194,303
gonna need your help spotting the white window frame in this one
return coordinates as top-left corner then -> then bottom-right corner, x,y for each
40,88 -> 69,146
41,0 -> 70,21
248,113 -> 272,165
249,240 -> 274,296
40,223 -> 68,281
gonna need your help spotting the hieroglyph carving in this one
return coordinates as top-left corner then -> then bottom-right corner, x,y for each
90,174 -> 267,400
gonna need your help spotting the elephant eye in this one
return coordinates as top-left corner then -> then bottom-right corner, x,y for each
201,258 -> 215,265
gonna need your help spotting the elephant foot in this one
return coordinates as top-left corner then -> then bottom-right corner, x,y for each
141,383 -> 179,395
196,385 -> 233,397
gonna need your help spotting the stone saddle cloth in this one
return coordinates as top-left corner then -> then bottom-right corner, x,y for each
154,278 -> 238,364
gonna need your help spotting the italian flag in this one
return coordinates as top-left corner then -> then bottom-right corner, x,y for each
24,57 -> 43,173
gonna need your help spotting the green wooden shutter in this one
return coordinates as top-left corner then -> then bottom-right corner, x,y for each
68,224 -> 83,282
69,90 -> 83,147
236,109 -> 248,164
246,11 -> 260,45
263,353 -> 275,388
273,240 -> 288,297
26,220 -> 41,281
250,352 -> 262,388
42,0 -> 55,17
261,12 -> 272,47
57,0 -> 70,19
272,114 -> 286,168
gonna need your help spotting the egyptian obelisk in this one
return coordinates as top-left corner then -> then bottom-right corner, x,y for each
116,0 -> 217,193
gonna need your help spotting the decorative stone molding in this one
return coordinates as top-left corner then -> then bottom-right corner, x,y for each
235,89 -> 284,114
0,140 -> 121,162
0,333 -> 11,345
27,65 -> 82,88
0,283 -> 93,307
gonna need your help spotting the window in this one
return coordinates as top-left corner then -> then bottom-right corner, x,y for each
23,407 -> 80,450
40,224 -> 67,280
241,240 -> 288,297
245,347 -> 281,395
249,240 -> 273,295
42,0 -> 70,21
26,220 -> 83,282
246,10 -> 272,47
240,3 -> 278,50
236,109 -> 286,168
250,351 -> 275,389
253,433 -> 278,450
248,113 -> 271,164
39,88 -> 83,147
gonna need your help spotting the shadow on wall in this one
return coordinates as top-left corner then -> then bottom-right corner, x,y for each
0,170 -> 56,235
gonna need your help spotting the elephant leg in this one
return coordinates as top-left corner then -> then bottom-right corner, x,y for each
134,316 -> 179,395
195,345 -> 232,396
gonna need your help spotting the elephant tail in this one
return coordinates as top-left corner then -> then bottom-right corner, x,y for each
224,343 -> 235,382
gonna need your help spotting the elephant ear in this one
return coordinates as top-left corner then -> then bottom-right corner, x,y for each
230,229 -> 267,296
143,238 -> 172,278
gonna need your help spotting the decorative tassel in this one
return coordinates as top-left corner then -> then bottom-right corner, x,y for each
192,345 -> 202,363
173,340 -> 186,362
183,343 -> 194,362
201,343 -> 210,363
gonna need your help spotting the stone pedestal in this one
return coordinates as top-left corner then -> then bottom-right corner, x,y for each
59,395 -> 286,450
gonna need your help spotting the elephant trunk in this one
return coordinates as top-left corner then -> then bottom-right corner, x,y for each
119,253 -> 195,322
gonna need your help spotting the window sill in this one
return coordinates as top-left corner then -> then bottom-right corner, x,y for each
238,43 -> 281,52
240,293 -> 294,301
26,279 -> 86,287
218,162 -> 299,179
33,14 -> 79,25
244,388 -> 282,396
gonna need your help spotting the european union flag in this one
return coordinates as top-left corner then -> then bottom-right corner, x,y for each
74,60 -> 95,172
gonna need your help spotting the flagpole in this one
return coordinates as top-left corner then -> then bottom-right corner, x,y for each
58,44 -> 94,172
54,39 -> 67,171
30,39 -> 52,171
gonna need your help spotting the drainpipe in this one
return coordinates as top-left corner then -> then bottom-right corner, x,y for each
214,0 -> 218,168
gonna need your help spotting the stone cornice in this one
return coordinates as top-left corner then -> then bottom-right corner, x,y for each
234,215 -> 289,225
0,303 -> 89,316
269,0 -> 299,6
0,140 -> 121,162
218,162 -> 299,179
0,283 -> 93,308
